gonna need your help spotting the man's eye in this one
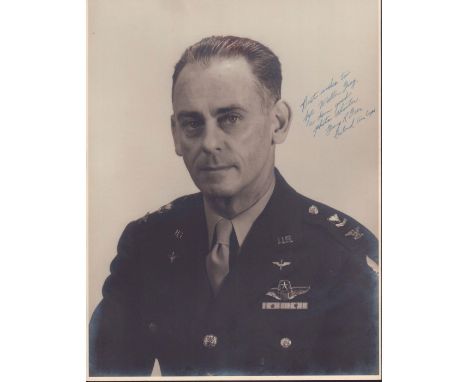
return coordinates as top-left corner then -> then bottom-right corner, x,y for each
219,114 -> 242,127
183,120 -> 200,129
181,120 -> 203,135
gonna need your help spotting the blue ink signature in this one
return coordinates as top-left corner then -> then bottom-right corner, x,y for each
335,92 -> 359,116
333,117 -> 356,138
343,107 -> 363,123
300,71 -> 375,138
320,78 -> 338,95
320,89 -> 342,109
343,78 -> 357,92
312,109 -> 332,136
303,108 -> 314,127
299,92 -> 319,113
340,71 -> 351,80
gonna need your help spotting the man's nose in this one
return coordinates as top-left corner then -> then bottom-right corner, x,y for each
201,121 -> 223,154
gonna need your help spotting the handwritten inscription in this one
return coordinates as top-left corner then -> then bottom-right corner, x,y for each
299,71 -> 376,138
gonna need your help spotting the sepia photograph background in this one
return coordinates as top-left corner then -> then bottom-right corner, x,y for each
5,1 -> 468,381
88,0 -> 380,318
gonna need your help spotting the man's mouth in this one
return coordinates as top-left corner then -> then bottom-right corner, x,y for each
199,165 -> 233,172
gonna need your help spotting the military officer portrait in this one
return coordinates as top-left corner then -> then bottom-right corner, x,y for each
89,33 -> 380,378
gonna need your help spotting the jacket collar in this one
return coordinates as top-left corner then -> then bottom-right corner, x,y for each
211,169 -> 308,306
179,168 -> 305,259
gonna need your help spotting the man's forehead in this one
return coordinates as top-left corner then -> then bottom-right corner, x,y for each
172,57 -> 263,112
175,56 -> 254,86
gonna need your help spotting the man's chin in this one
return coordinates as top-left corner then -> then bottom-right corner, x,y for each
198,182 -> 238,199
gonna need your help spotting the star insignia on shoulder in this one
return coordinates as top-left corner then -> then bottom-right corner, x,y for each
308,205 -> 319,215
266,280 -> 310,301
138,212 -> 150,224
156,202 -> 173,215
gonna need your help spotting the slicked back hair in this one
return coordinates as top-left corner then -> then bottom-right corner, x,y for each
172,36 -> 282,106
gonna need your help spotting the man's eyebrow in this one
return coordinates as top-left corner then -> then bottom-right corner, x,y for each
176,106 -> 247,121
215,106 -> 248,115
176,111 -> 203,121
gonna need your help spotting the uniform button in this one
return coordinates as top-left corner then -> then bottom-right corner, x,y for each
202,334 -> 218,348
280,337 -> 292,349
148,322 -> 158,334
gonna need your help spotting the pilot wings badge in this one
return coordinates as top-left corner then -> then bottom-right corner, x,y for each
262,280 -> 310,310
272,260 -> 291,270
266,280 -> 310,301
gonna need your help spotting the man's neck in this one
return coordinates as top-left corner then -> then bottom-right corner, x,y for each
204,172 -> 275,219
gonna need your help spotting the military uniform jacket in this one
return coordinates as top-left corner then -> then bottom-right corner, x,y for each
89,170 -> 379,376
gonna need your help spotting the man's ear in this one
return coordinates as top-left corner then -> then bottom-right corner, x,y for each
171,115 -> 183,156
271,100 -> 292,145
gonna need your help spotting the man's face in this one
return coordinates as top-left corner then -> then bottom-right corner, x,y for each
172,57 -> 276,199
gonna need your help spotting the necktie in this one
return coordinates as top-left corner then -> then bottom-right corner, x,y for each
206,218 -> 233,295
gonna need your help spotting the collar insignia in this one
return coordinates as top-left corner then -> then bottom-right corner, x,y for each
168,251 -> 179,264
277,235 -> 294,245
345,226 -> 364,240
328,213 -> 347,227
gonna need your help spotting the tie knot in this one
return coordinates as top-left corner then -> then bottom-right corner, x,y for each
214,218 -> 233,246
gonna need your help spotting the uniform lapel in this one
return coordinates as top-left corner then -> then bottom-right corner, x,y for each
227,170 -> 307,307
172,195 -> 213,319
